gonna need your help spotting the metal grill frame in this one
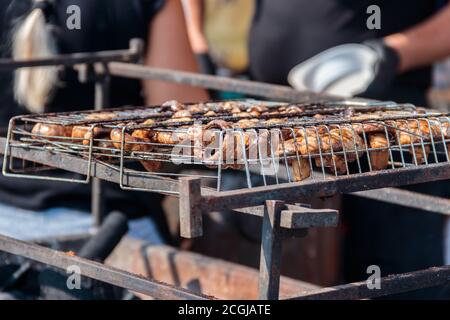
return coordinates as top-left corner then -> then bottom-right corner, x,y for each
0,42 -> 449,300
5,101 -> 450,194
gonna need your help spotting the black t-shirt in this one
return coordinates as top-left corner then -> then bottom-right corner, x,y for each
249,0 -> 439,105
0,0 -> 164,213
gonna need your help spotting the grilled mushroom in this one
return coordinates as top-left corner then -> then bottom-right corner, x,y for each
32,123 -> 73,141
110,123 -> 152,152
72,126 -> 111,145
291,158 -> 311,182
395,119 -> 441,164
368,133 -> 390,170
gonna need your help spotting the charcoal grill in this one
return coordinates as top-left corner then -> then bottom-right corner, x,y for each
0,40 -> 449,300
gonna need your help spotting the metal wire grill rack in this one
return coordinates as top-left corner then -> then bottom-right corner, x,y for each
4,99 -> 449,194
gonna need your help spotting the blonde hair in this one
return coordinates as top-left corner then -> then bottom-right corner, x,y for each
13,0 -> 58,113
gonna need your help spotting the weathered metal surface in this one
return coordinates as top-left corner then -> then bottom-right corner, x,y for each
108,62 -> 341,103
353,188 -> 450,216
106,238 -> 320,300
4,135 -> 450,217
0,40 -> 142,70
179,178 -> 203,238
259,201 -> 285,300
291,265 -> 450,300
230,204 -> 338,229
281,205 -> 339,229
0,234 -> 210,300
166,194 -> 341,288
0,138 -> 179,194
91,74 -> 110,228
201,163 -> 450,212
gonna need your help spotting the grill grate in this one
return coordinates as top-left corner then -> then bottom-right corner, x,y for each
4,99 -> 448,194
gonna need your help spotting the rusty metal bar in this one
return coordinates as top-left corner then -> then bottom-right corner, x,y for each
353,188 -> 450,216
258,200 -> 285,300
179,177 -> 203,238
281,205 -> 339,229
91,65 -> 111,228
0,138 -> 179,194
4,136 -> 450,213
0,40 -> 142,70
0,234 -> 211,300
108,62 -> 342,103
201,163 -> 450,212
290,265 -> 450,300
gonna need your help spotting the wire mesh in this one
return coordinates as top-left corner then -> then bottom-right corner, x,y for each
4,99 -> 449,194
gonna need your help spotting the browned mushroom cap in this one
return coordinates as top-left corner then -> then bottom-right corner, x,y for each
222,101 -> 241,113
281,128 -> 321,156
291,158 -> 311,182
153,127 -> 190,145
247,105 -> 269,114
110,123 -> 152,152
187,103 -> 208,113
32,123 -> 73,141
234,119 -> 259,129
283,105 -> 304,114
204,119 -> 232,130
72,126 -> 111,145
162,100 -> 185,112
315,155 -> 348,175
368,133 -> 390,170
351,122 -> 387,135
173,110 -> 192,118
204,110 -> 217,117
164,110 -> 193,123
140,160 -> 163,172
85,112 -> 117,121
319,126 -> 364,160
394,119 -> 442,164
132,119 -> 156,141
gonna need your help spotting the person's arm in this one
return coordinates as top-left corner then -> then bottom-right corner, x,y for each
144,0 -> 209,105
181,0 -> 216,76
181,0 -> 208,54
384,4 -> 450,73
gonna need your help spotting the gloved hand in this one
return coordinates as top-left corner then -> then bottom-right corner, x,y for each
287,39 -> 401,99
195,53 -> 219,98
359,39 -> 400,99
195,53 -> 216,76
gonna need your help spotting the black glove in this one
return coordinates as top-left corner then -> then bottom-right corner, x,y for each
360,39 -> 400,99
196,53 -> 216,76
195,53 -> 219,99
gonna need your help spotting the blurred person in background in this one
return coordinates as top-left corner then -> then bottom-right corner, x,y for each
182,0 -> 254,98
249,0 -> 450,298
0,0 -> 207,243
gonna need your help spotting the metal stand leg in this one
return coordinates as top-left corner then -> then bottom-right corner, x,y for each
92,65 -> 110,228
258,200 -> 284,300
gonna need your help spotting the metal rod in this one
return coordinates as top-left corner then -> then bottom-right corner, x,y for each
258,200 -> 284,300
108,62 -> 342,103
290,265 -> 450,300
0,41 -> 142,70
92,65 -> 111,227
0,138 -> 179,194
353,188 -> 450,216
179,177 -> 203,238
201,163 -> 450,212
0,234 -> 210,300
3,136 -> 450,214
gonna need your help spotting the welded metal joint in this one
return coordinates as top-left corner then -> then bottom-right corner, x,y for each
258,201 -> 339,300
259,200 -> 285,300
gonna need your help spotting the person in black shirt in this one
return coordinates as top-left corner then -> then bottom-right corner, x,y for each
250,1 -> 450,298
0,0 -> 207,242
250,0 -> 450,105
